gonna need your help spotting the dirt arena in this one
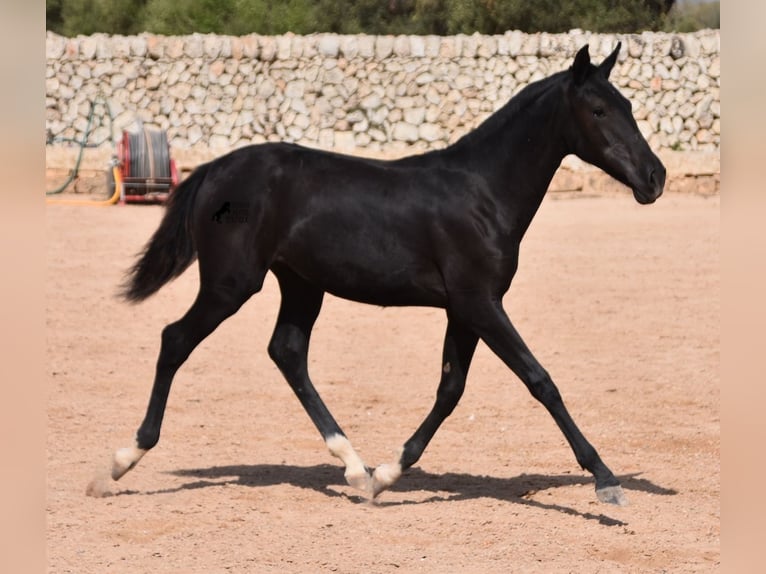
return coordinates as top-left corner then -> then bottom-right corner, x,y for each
46,189 -> 719,573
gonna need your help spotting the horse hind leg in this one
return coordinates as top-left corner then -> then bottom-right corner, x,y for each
87,274 -> 262,497
267,267 -> 372,495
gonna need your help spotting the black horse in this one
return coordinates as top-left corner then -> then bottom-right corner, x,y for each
104,43 -> 665,506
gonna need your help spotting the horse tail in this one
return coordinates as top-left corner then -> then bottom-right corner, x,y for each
121,163 -> 210,303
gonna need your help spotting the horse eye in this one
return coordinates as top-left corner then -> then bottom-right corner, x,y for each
593,107 -> 606,118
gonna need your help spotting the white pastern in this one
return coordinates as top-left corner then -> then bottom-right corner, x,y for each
372,460 -> 403,497
326,434 -> 371,492
111,444 -> 147,481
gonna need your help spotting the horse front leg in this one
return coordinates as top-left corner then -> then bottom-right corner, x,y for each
455,296 -> 627,506
370,319 -> 478,497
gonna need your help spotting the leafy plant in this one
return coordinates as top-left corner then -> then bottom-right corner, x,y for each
46,0 -> 717,37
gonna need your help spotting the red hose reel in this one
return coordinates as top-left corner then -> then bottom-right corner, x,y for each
109,128 -> 179,203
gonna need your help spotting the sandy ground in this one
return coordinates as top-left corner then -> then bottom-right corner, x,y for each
46,190 -> 719,573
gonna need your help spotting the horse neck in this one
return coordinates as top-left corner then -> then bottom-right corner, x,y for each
438,76 -> 570,234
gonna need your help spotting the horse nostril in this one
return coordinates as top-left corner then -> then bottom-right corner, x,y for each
648,166 -> 664,188
646,165 -> 666,201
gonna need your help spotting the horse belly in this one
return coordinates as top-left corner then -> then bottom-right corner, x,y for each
275,226 -> 446,308
322,262 -> 446,308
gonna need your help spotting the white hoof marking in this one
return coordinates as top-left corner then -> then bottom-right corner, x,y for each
372,462 -> 402,497
111,444 -> 147,481
326,434 -> 370,492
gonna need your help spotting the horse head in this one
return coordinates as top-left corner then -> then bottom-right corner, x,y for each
565,43 -> 666,204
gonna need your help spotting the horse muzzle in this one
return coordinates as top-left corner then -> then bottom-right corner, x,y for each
633,161 -> 666,205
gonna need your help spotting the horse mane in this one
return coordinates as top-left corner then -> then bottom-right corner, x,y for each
448,69 -> 569,152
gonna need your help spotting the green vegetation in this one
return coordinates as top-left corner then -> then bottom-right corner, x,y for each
46,0 -> 719,37
661,1 -> 719,32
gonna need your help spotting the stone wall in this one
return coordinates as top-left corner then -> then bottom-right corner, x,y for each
46,29 -> 720,164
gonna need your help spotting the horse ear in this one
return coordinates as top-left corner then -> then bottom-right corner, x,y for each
599,41 -> 622,79
572,44 -> 591,86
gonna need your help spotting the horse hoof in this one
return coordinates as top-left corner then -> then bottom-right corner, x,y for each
596,484 -> 629,506
371,463 -> 402,498
344,468 -> 373,494
111,445 -> 146,481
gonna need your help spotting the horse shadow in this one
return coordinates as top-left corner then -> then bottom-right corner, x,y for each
120,463 -> 677,526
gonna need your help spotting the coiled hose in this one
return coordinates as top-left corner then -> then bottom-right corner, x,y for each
45,164 -> 123,206
46,94 -> 117,200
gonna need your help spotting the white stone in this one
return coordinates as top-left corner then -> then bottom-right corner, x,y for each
410,36 -> 425,57
393,35 -> 410,57
360,93 -> 381,110
285,80 -> 305,99
335,131 -> 356,150
419,123 -> 442,142
376,36 -> 394,59
47,33 -> 66,59
393,121 -> 418,142
276,36 -> 292,60
340,36 -> 359,59
209,134 -> 230,148
357,35 -> 375,58
404,107 -> 426,125
319,35 -> 340,58
290,36 -> 305,58
424,35 -> 441,58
